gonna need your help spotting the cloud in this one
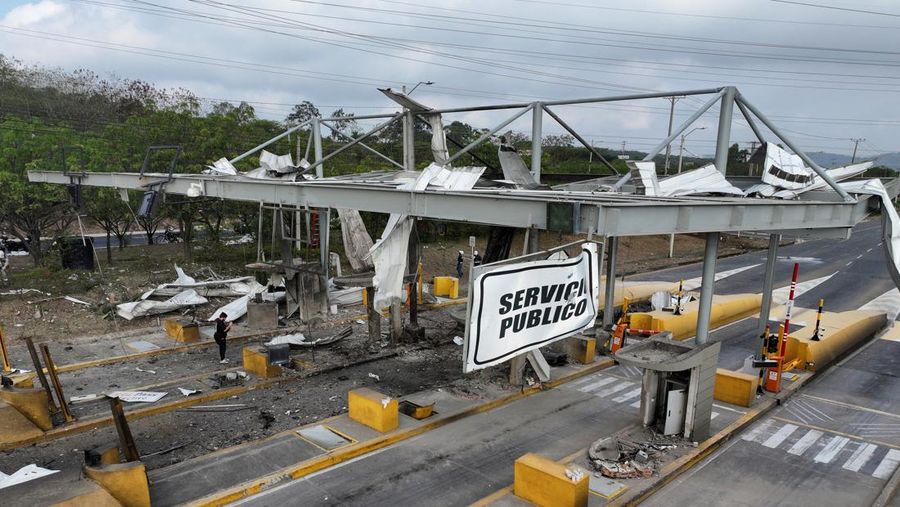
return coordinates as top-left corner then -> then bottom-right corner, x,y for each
0,0 -> 897,158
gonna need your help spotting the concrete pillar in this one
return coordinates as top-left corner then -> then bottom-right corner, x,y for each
403,110 -> 415,171
641,369 -> 659,427
389,301 -> 402,344
695,232 -> 720,344
757,233 -> 781,337
602,236 -> 619,330
714,87 -> 736,175
531,103 -> 542,183
312,117 -> 323,178
366,287 -> 381,346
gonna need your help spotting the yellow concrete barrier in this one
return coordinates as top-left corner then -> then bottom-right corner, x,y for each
629,293 -> 762,341
433,276 -> 459,299
348,388 -> 398,433
164,318 -> 201,343
0,399 -> 44,442
785,309 -> 886,371
84,461 -> 151,507
0,387 -> 52,430
714,369 -> 758,407
566,336 -> 597,365
242,346 -> 283,379
598,279 -> 679,311
53,487 -> 122,507
514,453 -> 588,507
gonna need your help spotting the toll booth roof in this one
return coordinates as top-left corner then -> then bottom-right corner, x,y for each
615,334 -> 720,372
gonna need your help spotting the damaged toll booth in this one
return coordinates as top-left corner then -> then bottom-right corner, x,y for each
615,334 -> 720,441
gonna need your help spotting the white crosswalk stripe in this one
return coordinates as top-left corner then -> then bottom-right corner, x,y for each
578,377 -> 615,393
742,419 -> 776,443
843,443 -> 878,473
787,429 -> 823,456
629,399 -> 641,408
711,411 -> 720,420
814,436 -> 850,464
873,449 -> 900,480
763,424 -> 798,448
594,382 -> 633,398
612,387 -> 642,403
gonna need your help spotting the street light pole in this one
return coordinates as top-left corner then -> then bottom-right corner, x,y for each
671,125 -> 706,258
407,81 -> 434,95
677,126 -> 706,174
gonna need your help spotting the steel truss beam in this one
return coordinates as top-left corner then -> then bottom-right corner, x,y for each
27,171 -> 872,238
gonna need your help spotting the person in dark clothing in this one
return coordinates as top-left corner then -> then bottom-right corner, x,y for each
473,250 -> 482,267
214,312 -> 233,364
456,250 -> 464,279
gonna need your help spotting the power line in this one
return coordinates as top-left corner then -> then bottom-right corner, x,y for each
771,0 -> 900,18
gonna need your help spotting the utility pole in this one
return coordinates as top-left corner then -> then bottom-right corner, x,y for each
621,141 -> 627,158
851,138 -> 865,163
748,140 -> 759,176
663,96 -> 684,175
588,138 -> 594,171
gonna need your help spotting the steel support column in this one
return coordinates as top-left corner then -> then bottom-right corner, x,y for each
602,236 -> 619,330
714,87 -> 736,175
312,118 -> 324,178
757,233 -> 780,337
695,232 -> 720,344
403,110 -> 415,171
531,103 -> 543,183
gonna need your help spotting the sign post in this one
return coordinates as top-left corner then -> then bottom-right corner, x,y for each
462,243 -> 600,373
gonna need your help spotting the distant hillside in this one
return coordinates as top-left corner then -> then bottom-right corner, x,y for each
808,151 -> 900,170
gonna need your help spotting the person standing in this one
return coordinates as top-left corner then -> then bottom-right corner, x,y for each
473,250 -> 483,267
456,250 -> 464,279
214,312 -> 232,364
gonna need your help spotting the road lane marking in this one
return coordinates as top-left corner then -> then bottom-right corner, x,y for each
813,436 -> 849,464
846,261 -> 854,267
773,416 -> 900,452
742,419 -> 776,443
874,449 -> 900,480
594,382 -> 633,398
612,387 -> 642,403
629,399 -> 641,408
843,443 -> 878,472
763,424 -> 798,448
711,411 -> 720,420
800,394 -> 900,420
578,377 -> 616,392
788,429 -> 823,456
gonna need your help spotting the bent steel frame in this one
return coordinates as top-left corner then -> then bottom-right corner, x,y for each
27,85 -> 889,348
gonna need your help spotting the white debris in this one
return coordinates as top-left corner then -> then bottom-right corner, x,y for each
0,464 -> 59,489
565,467 -> 586,483
368,372 -> 381,382
381,397 -> 391,408
64,296 -> 91,306
107,391 -> 167,403
266,333 -> 307,347
453,336 -> 464,346
135,367 -> 156,374
178,388 -> 200,396
117,289 -> 207,320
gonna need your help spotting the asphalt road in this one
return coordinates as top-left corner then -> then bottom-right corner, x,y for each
232,221 -> 898,507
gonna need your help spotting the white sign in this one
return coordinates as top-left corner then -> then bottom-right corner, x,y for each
463,243 -> 599,372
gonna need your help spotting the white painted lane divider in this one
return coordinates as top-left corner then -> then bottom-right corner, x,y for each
843,443 -> 878,473
594,382 -> 633,398
873,449 -> 900,480
611,387 -> 642,403
763,424 -> 798,448
813,436 -> 850,464
578,377 -> 616,393
788,429 -> 823,456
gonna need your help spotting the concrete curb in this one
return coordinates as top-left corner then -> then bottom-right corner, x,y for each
873,461 -> 900,507
185,359 -> 616,507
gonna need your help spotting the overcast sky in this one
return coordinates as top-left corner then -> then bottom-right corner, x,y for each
1,0 -> 899,159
